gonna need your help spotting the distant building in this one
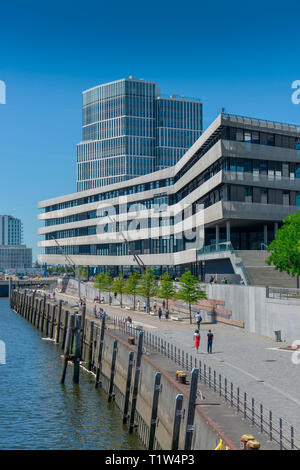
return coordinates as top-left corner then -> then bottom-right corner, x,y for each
77,77 -> 202,190
0,245 -> 32,271
0,215 -> 32,271
0,215 -> 23,245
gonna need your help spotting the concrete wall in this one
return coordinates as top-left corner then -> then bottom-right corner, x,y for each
206,283 -> 300,342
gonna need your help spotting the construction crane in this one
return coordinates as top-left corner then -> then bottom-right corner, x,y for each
107,215 -> 145,273
50,235 -> 84,299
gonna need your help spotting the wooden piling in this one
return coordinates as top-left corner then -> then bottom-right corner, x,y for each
55,300 -> 63,344
184,368 -> 199,450
61,311 -> 69,351
50,304 -> 56,339
95,317 -> 106,388
88,321 -> 94,371
171,394 -> 183,450
80,304 -> 86,360
129,331 -> 144,434
73,315 -> 81,384
148,372 -> 161,450
60,314 -> 75,385
123,351 -> 134,424
108,340 -> 118,402
41,295 -> 46,332
45,302 -> 50,337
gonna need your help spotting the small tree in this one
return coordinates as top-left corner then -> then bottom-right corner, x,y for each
104,272 -> 113,304
176,269 -> 207,324
79,266 -> 88,280
94,272 -> 107,299
138,267 -> 159,313
158,272 -> 176,310
125,270 -> 141,310
266,212 -> 300,288
112,275 -> 127,308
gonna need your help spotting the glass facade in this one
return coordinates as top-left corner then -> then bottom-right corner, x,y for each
0,215 -> 23,246
77,78 -> 203,190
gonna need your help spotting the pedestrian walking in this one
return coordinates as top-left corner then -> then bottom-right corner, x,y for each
158,307 -> 162,320
153,301 -> 157,313
137,300 -> 141,311
165,308 -> 169,320
207,330 -> 214,354
143,302 -> 147,312
194,329 -> 200,353
195,312 -> 202,330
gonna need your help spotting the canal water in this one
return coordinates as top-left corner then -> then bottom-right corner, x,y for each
0,298 -> 143,450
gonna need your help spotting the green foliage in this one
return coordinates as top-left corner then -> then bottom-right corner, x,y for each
266,212 -> 300,282
94,272 -> 107,297
176,269 -> 207,323
125,270 -> 141,310
138,267 -> 159,313
112,275 -> 127,308
158,272 -> 176,309
79,266 -> 87,279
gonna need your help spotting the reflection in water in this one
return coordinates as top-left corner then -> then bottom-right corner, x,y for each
0,299 -> 143,450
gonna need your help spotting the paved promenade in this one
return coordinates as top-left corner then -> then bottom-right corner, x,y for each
52,290 -> 300,439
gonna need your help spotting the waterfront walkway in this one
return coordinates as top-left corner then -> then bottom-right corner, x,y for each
51,290 -> 300,440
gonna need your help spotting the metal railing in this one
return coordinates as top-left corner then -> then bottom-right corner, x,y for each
266,286 -> 300,300
112,315 -> 299,450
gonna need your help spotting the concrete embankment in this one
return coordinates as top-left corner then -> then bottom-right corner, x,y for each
9,288 -> 277,450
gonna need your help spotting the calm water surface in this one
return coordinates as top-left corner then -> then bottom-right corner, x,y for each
0,298 -> 143,449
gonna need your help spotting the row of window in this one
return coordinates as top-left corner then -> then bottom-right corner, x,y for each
45,235 -> 188,256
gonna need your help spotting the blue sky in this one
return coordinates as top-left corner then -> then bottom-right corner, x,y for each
0,0 -> 299,260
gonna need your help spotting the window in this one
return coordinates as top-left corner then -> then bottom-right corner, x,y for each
283,191 -> 289,206
245,187 -> 252,203
261,188 -> 268,204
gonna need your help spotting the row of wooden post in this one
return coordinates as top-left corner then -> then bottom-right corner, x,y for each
10,288 -> 199,451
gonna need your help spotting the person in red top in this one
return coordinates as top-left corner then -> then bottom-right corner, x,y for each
194,329 -> 200,353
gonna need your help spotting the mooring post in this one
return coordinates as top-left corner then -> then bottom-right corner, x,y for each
129,331 -> 144,434
184,368 -> 199,450
33,297 -> 38,326
24,292 -> 28,319
80,303 -> 86,360
60,314 -> 75,385
73,314 -> 82,384
50,304 -> 56,339
148,372 -> 161,450
30,291 -> 36,324
41,295 -> 46,332
171,394 -> 183,450
55,300 -> 63,344
88,321 -> 94,371
108,339 -> 118,402
45,302 -> 51,337
95,317 -> 106,388
8,278 -> 12,301
20,291 -> 25,316
123,351 -> 134,424
61,311 -> 69,350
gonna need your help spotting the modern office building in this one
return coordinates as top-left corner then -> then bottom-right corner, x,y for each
38,113 -> 300,286
0,245 -> 32,271
0,215 -> 23,245
77,77 -> 202,191
0,215 -> 32,271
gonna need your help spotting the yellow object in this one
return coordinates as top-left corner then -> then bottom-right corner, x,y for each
215,439 -> 223,450
246,439 -> 260,450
